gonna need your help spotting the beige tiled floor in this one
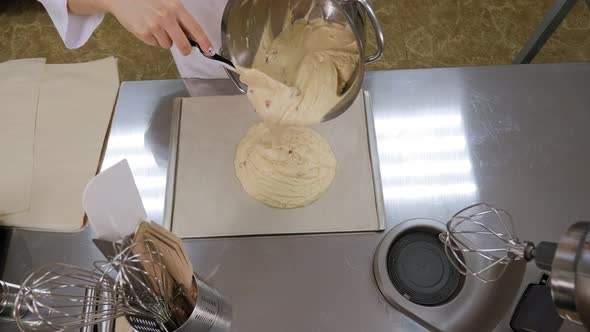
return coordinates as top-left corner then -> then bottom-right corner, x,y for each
1,0 -> 590,80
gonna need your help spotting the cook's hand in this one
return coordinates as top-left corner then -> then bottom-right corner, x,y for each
68,0 -> 213,56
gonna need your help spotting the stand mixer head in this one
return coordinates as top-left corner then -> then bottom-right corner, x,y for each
439,203 -> 590,328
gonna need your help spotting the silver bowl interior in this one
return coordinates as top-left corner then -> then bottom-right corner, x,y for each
221,0 -> 364,122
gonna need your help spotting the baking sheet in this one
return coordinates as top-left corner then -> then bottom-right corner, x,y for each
0,59 -> 45,215
0,57 -> 120,231
167,92 -> 385,238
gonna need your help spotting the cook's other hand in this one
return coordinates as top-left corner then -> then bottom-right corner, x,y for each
67,0 -> 213,56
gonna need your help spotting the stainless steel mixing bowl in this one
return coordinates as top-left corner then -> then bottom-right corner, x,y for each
220,0 -> 384,122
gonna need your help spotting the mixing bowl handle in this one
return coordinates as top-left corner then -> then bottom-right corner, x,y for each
355,0 -> 384,64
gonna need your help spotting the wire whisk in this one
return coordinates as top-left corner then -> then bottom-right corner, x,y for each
439,203 -> 534,283
13,263 -> 124,331
96,237 -> 177,330
13,239 -> 177,332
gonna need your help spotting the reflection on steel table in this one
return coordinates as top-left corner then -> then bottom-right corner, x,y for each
2,63 -> 590,331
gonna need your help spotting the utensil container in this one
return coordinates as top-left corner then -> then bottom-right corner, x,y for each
126,274 -> 231,332
0,280 -> 23,322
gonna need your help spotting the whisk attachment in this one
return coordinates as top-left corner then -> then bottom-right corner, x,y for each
439,203 -> 531,283
439,203 -> 559,283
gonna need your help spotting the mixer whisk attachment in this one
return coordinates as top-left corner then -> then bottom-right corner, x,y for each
439,203 -> 559,283
439,203 -> 534,283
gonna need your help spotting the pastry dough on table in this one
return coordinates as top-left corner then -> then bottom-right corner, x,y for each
0,57 -> 120,232
0,58 -> 45,216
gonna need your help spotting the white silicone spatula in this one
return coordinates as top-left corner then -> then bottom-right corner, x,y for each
82,159 -> 147,241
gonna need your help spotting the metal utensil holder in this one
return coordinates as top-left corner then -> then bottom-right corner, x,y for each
180,276 -> 231,332
0,280 -> 23,322
126,274 -> 231,332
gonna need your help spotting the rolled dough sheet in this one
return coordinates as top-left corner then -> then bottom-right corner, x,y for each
0,57 -> 120,231
171,93 -> 383,238
0,58 -> 45,215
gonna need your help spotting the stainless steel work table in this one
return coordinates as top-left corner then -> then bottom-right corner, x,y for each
2,63 -> 590,332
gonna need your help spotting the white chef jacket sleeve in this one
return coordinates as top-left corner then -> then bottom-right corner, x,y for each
38,0 -> 104,49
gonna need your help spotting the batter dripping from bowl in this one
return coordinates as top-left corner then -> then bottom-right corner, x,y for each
238,17 -> 359,127
234,15 -> 360,208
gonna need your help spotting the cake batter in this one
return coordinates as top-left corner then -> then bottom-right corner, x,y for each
238,17 -> 359,126
235,123 -> 337,209
235,17 -> 359,208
